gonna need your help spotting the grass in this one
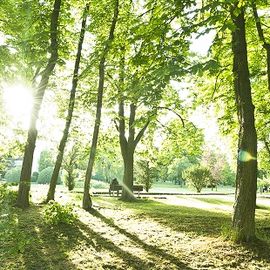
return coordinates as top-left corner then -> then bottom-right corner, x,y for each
1,184 -> 270,269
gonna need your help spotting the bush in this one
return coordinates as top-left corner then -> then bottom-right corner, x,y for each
183,165 -> 212,193
4,166 -> 21,183
31,171 -> 39,182
37,167 -> 61,184
38,150 -> 54,172
0,183 -> 17,207
43,201 -> 77,225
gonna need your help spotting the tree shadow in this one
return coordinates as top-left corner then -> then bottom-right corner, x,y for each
243,238 -> 270,263
88,208 -> 194,270
113,199 -> 232,237
12,206 -> 78,270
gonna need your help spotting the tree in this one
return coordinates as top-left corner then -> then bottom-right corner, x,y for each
109,0 -> 196,201
38,150 -> 54,172
46,4 -> 89,202
82,0 -> 119,210
135,159 -> 157,192
62,145 -> 80,191
16,0 -> 62,208
201,148 -> 229,189
183,165 -> 211,193
230,4 -> 257,242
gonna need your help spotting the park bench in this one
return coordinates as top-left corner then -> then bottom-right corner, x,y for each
109,184 -> 143,197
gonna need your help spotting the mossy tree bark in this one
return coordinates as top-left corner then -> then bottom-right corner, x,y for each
231,5 -> 258,242
16,0 -> 61,209
82,0 -> 119,210
46,4 -> 89,203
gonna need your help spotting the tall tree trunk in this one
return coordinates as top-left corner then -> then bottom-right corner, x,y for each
231,6 -> 257,242
122,146 -> 135,200
16,0 -> 61,208
118,101 -> 150,201
252,1 -> 270,92
82,0 -> 119,210
46,4 -> 89,202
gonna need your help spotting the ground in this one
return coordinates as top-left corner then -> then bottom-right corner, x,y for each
1,186 -> 270,269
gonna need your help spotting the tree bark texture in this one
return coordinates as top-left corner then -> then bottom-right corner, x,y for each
83,0 -> 119,210
231,6 -> 258,242
46,4 -> 89,202
16,0 -> 61,208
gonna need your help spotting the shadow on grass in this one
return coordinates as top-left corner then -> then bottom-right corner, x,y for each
4,206 -> 78,270
88,208 -> 194,270
3,205 -> 186,270
74,219 -> 168,270
113,198 -> 232,237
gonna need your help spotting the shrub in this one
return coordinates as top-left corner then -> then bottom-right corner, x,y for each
0,183 -> 17,206
4,166 -> 21,183
43,201 -> 77,225
38,150 -> 54,172
183,165 -> 212,193
37,167 -> 61,184
31,171 -> 39,182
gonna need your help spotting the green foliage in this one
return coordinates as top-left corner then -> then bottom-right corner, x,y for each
63,173 -> 75,191
183,165 -> 212,193
167,157 -> 197,185
37,166 -> 61,184
258,177 -> 270,191
63,145 -> 79,191
4,166 -> 21,183
38,150 -> 54,172
43,201 -> 77,225
220,164 -> 236,186
135,159 -> 157,192
31,171 -> 39,182
0,183 -> 17,207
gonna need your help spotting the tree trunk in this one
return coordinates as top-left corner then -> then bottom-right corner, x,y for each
16,0 -> 61,208
231,6 -> 257,242
82,0 -> 119,210
121,146 -> 135,200
46,4 -> 89,203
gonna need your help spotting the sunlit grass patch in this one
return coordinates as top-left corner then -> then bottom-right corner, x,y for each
194,197 -> 233,206
93,196 -> 231,237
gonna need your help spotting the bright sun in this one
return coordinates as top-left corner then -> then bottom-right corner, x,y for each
3,83 -> 33,128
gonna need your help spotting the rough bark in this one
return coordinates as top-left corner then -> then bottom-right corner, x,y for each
46,4 -> 89,202
16,0 -> 61,208
231,6 -> 258,242
83,0 -> 119,210
252,1 -> 270,92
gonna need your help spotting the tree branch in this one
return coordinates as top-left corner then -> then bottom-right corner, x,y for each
156,106 -> 185,127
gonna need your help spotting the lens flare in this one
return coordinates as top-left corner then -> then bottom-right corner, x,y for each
238,150 -> 256,162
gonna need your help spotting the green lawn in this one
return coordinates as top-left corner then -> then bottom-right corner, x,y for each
1,184 -> 270,269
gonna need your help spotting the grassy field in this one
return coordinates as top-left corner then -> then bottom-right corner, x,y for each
1,185 -> 270,269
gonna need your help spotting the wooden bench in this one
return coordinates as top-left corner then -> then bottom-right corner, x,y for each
109,184 -> 143,197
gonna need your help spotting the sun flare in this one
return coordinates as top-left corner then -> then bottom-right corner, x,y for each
3,83 -> 33,128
